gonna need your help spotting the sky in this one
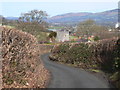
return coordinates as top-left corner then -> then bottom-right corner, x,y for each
0,0 -> 119,17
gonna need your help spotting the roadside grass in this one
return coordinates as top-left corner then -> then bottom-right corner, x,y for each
110,72 -> 119,81
88,69 -> 101,73
41,42 -> 60,46
110,72 -> 120,89
50,57 -> 101,73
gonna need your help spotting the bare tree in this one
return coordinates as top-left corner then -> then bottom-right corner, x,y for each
19,10 -> 48,24
16,10 -> 48,42
77,19 -> 95,36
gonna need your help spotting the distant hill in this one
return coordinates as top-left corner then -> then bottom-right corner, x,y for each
47,9 -> 118,26
5,9 -> 118,26
5,17 -> 19,20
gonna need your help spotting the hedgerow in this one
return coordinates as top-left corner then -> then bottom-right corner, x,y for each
50,38 -> 120,88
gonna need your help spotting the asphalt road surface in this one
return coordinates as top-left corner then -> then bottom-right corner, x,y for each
41,53 -> 111,88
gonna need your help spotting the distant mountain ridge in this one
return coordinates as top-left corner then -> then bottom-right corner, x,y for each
6,17 -> 19,20
5,9 -> 118,26
47,9 -> 118,26
50,12 -> 92,20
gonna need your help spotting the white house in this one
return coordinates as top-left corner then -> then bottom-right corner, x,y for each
48,28 -> 70,42
115,22 -> 120,29
56,30 -> 69,42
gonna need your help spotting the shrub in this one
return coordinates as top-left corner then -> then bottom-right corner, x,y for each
94,36 -> 100,41
48,31 -> 57,38
51,43 -> 95,68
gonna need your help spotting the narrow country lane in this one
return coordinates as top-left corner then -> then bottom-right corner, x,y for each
41,53 -> 112,88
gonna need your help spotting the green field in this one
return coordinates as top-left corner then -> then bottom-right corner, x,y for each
69,36 -> 78,40
48,27 -> 64,29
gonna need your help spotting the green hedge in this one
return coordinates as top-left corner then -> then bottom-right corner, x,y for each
50,38 -> 120,88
